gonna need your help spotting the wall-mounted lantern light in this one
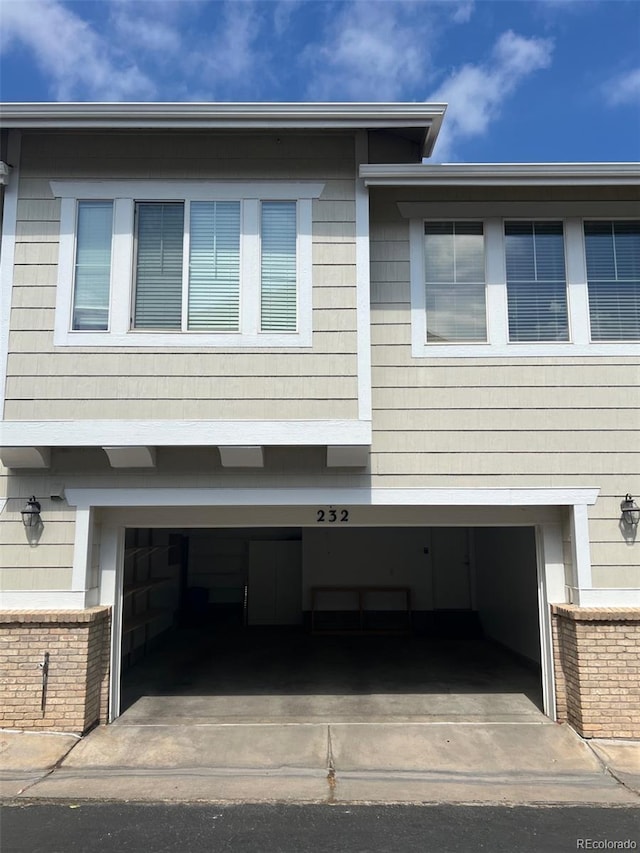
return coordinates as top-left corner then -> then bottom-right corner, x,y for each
621,494 -> 640,528
21,496 -> 41,528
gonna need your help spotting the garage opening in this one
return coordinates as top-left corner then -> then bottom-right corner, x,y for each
118,526 -> 543,723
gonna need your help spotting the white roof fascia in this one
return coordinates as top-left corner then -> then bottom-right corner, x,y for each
360,162 -> 640,186
0,102 -> 448,158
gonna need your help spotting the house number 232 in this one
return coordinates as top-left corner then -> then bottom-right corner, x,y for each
316,507 -> 349,523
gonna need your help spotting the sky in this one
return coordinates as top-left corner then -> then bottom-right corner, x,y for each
0,0 -> 639,163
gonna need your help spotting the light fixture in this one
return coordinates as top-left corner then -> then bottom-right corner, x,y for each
621,494 -> 640,528
21,496 -> 41,528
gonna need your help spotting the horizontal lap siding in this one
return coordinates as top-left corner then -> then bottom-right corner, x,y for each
0,457 -> 79,587
369,200 -> 640,591
4,398 -> 357,420
6,131 -> 358,421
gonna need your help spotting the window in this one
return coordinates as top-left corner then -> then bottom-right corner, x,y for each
189,201 -> 241,332
54,180 -> 323,347
424,222 -> 486,343
133,200 -> 297,333
505,221 -> 568,342
584,220 -> 640,341
409,215 -> 640,357
134,202 -> 185,330
261,201 -> 297,332
72,201 -> 113,331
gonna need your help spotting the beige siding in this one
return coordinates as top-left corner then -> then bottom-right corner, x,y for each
369,190 -> 640,589
0,477 -> 75,590
4,397 -> 358,420
373,431 -> 639,453
591,567 -> 638,587
5,375 -> 357,401
0,568 -> 73,589
6,131 -> 359,422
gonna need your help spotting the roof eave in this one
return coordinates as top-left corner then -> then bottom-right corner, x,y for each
360,163 -> 640,186
0,102 -> 447,160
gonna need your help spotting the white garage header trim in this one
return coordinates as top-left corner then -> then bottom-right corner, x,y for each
64,486 -> 600,509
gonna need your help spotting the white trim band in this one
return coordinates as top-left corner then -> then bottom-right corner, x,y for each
0,419 -> 371,448
0,592 -> 90,609
571,589 -> 640,607
64,486 -> 600,509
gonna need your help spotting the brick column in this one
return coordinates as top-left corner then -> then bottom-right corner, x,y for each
0,607 -> 111,733
551,605 -> 640,739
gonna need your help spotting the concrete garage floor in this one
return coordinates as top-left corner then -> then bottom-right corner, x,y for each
118,627 -> 544,725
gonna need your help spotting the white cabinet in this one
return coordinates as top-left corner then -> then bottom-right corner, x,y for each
247,541 -> 302,625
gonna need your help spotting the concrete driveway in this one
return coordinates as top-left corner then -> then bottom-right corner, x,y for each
3,716 -> 639,805
3,634 -> 638,805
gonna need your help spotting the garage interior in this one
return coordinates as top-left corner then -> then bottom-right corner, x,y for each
118,525 -> 544,724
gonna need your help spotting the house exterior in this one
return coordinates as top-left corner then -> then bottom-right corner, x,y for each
0,103 -> 638,739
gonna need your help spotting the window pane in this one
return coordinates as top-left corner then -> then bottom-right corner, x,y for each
585,220 -> 640,341
424,222 -> 486,343
261,201 -> 297,332
614,222 -> 640,280
505,221 -> 568,342
189,202 -> 240,331
134,203 -> 184,329
584,221 -> 615,279
424,223 -> 455,283
72,201 -> 112,330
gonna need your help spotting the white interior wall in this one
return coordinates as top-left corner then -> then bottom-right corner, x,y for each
474,527 -> 540,663
301,527 -> 434,609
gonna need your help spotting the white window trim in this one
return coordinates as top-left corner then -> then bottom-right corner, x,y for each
52,180 -> 324,348
410,215 -> 640,357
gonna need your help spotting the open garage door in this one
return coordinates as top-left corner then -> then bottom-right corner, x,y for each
117,525 -> 543,724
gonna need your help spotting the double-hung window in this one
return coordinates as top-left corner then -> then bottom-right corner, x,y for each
584,220 -> 640,341
134,202 -> 187,330
424,222 -> 486,343
504,221 -> 568,342
54,180 -> 323,347
71,201 -> 114,331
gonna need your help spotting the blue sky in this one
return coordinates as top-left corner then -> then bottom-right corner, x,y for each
1,0 -> 639,162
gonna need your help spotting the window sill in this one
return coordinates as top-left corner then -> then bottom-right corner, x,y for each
411,341 -> 640,358
53,329 -> 313,348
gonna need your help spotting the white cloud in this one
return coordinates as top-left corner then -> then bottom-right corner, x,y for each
429,30 -> 554,160
1,0 -> 156,100
108,2 -> 183,56
186,1 -> 266,92
302,2 -> 436,101
451,1 -> 474,24
272,0 -> 304,37
608,68 -> 640,106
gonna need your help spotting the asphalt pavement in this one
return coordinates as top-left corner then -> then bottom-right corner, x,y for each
2,802 -> 639,853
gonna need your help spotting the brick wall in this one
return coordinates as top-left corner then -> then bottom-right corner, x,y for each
0,608 -> 111,733
552,605 -> 640,739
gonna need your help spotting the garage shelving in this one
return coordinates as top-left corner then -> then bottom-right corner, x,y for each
121,535 -> 181,666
